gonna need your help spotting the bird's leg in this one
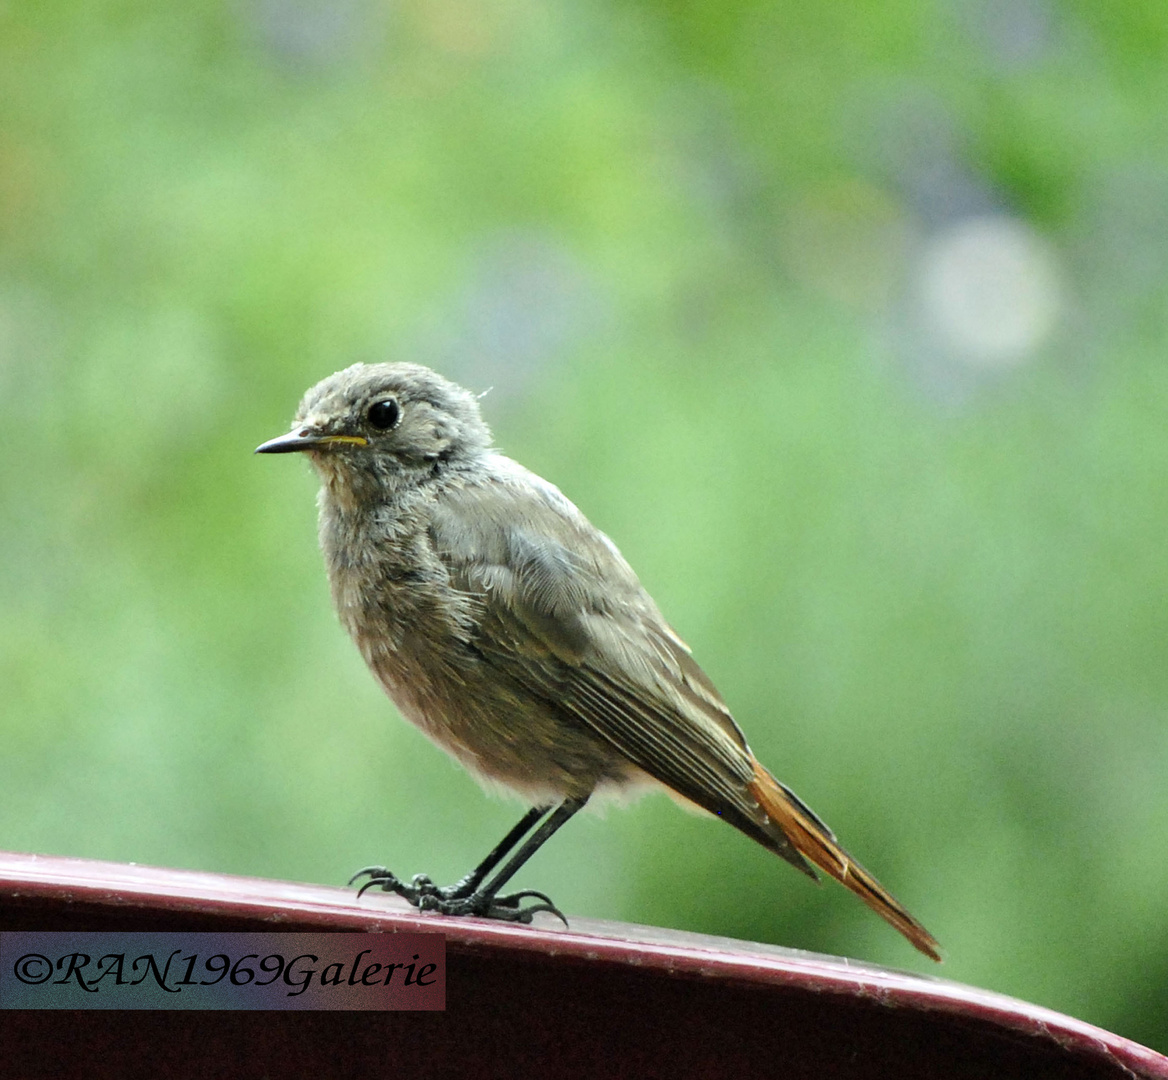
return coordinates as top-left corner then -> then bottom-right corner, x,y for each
420,795 -> 589,924
351,796 -> 588,925
350,804 -> 550,906
432,804 -> 553,900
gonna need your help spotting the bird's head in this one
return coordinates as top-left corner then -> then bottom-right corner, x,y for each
256,363 -> 492,500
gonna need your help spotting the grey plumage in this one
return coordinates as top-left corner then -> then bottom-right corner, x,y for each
256,362 -> 941,960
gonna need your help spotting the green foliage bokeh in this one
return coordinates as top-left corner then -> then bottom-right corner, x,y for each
2,0 -> 1166,1051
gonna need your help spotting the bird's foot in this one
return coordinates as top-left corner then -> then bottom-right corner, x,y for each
349,867 -> 566,926
418,888 -> 568,926
349,866 -> 443,904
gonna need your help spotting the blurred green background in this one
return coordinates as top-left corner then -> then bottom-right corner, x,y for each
2,0 -> 1167,1050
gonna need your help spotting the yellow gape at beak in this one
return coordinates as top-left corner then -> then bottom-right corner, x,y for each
254,431 -> 369,454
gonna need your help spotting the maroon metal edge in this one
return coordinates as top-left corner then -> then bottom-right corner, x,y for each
0,849 -> 1163,1078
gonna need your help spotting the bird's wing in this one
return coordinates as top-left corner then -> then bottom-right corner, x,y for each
428,460 -> 816,874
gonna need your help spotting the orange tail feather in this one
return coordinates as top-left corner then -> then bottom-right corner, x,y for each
748,758 -> 941,962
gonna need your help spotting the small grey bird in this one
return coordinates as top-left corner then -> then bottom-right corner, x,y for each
256,362 -> 940,961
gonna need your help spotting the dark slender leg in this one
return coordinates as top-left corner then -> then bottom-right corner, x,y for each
437,804 -> 550,899
477,796 -> 587,900
349,804 -> 549,901
350,796 -> 588,925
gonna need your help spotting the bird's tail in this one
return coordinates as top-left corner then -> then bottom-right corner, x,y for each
748,757 -> 942,962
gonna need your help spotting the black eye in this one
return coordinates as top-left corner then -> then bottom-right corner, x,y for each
367,399 -> 400,430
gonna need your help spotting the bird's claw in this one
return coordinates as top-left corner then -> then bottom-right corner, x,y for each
417,889 -> 568,925
349,868 -> 567,925
492,889 -> 569,927
349,866 -> 439,903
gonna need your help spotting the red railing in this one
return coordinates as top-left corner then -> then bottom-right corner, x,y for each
0,850 -> 1163,1079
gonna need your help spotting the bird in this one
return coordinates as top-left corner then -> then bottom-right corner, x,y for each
256,362 -> 941,961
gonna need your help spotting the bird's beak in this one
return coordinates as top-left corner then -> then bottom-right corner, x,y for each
254,430 -> 369,454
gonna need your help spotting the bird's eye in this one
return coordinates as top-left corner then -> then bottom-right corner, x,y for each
367,399 -> 400,430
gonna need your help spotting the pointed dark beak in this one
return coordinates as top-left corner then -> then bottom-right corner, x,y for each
255,430 -> 369,454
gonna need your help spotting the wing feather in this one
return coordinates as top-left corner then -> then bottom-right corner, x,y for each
429,465 -> 816,874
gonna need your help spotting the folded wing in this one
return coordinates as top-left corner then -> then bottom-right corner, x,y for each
429,464 -> 815,875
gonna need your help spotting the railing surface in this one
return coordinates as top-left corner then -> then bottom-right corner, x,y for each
0,850 -> 1163,1080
